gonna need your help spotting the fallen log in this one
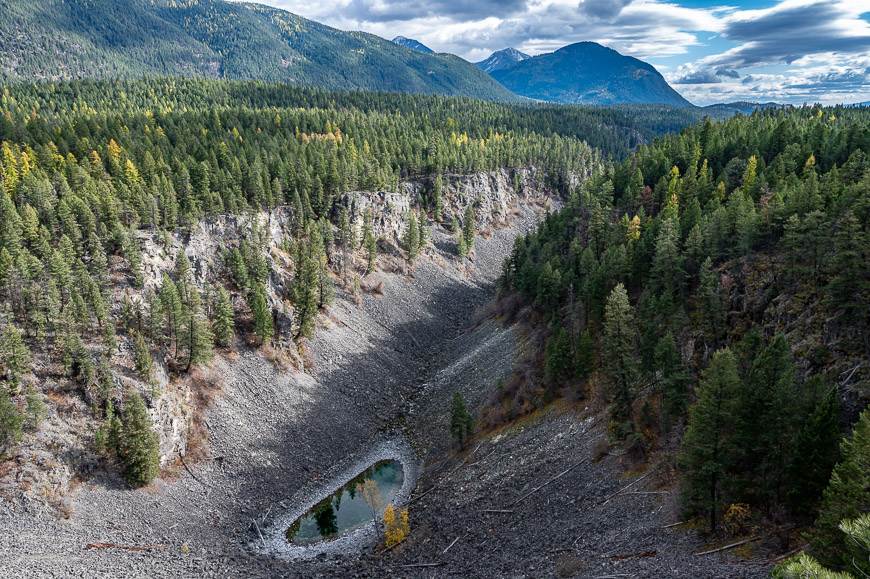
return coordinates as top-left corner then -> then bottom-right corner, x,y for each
768,545 -> 807,563
599,471 -> 653,506
252,518 -> 266,548
608,550 -> 657,560
441,536 -> 460,556
84,543 -> 167,552
481,509 -> 515,514
694,536 -> 760,556
409,442 -> 482,505
400,562 -> 446,568
662,520 -> 689,529
510,459 -> 588,507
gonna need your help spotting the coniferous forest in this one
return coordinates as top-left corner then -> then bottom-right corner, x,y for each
498,107 -> 869,574
0,76 -> 867,577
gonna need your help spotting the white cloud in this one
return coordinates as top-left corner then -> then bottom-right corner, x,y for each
249,0 -> 870,104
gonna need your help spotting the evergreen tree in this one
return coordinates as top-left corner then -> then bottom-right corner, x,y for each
654,332 -> 689,431
158,274 -> 183,356
432,174 -> 443,221
362,209 -> 377,273
211,286 -> 235,348
293,242 -> 320,340
807,409 -> 870,574
403,211 -> 421,265
603,284 -> 640,436
184,294 -> 213,371
0,323 -> 31,386
734,333 -> 797,509
678,348 -> 741,531
118,391 -> 160,487
247,284 -> 274,345
575,329 -> 595,382
544,326 -> 573,388
131,331 -> 154,383
786,381 -> 841,516
462,204 -> 476,253
696,258 -> 725,349
450,391 -> 474,448
0,388 -> 22,452
24,385 -> 46,431
826,211 -> 868,324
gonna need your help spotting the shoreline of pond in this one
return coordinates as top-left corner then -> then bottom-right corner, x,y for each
257,437 -> 420,560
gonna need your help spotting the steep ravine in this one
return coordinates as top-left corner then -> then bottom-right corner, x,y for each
1,169 -> 764,578
0,171 -> 551,577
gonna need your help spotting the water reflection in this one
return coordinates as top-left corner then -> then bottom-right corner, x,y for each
286,460 -> 404,545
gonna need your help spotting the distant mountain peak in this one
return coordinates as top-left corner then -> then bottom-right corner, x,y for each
476,48 -> 531,73
392,36 -> 434,54
490,41 -> 691,107
0,0 -> 516,101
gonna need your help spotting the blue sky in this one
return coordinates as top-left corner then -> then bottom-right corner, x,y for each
255,0 -> 870,105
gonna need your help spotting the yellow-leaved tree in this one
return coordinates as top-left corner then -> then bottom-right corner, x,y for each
383,503 -> 410,547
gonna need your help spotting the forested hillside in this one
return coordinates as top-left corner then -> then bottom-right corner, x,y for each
0,79 -> 715,158
498,107 -> 869,574
0,0 -> 512,100
0,78 -> 616,487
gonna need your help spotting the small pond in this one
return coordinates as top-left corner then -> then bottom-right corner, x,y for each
285,460 -> 404,545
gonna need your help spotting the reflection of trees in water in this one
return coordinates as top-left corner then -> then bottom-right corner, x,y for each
313,498 -> 338,537
285,518 -> 301,542
284,460 -> 404,544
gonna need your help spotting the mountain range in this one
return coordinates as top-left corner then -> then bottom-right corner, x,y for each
490,42 -> 691,107
0,0 -> 514,101
392,36 -> 434,54
476,48 -> 531,73
0,0 -> 743,108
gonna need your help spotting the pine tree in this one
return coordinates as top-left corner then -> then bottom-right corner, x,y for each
432,174 -> 443,221
826,211 -> 868,323
651,217 -> 684,302
0,387 -> 22,452
403,211 -> 421,265
655,332 -> 689,431
0,323 -> 31,386
131,331 -> 154,383
293,242 -> 320,340
312,223 -> 335,309
603,284 -> 640,436
158,274 -> 183,356
362,209 -> 377,273
211,286 -> 235,348
696,258 -> 725,349
734,333 -> 797,510
786,381 -> 840,516
575,329 -> 595,382
247,284 -> 274,345
118,391 -> 160,487
450,392 -> 474,448
678,348 -> 741,531
24,385 -> 46,431
462,204 -> 476,253
184,292 -> 213,371
544,326 -> 573,387
807,409 -> 870,574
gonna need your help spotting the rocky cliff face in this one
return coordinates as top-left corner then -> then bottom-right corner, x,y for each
0,162 -> 560,576
0,167 -> 561,510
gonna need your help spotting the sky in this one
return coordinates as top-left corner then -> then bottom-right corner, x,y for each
253,0 -> 870,106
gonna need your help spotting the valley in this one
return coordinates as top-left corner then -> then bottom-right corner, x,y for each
0,1 -> 867,577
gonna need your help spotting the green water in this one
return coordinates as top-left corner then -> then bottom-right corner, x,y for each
286,460 -> 404,545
